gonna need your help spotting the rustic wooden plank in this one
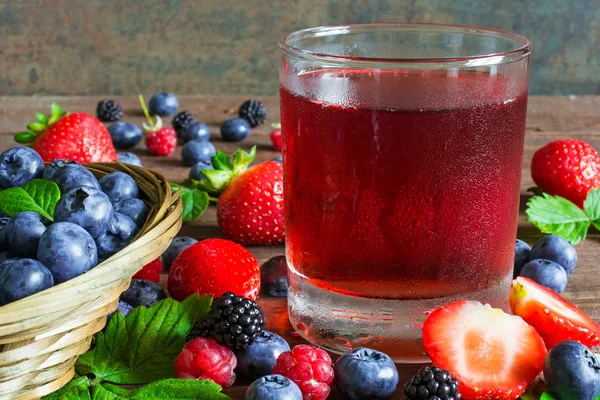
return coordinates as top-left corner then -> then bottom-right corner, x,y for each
1,96 -> 600,399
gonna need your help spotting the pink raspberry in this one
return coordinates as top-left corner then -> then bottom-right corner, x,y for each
273,345 -> 334,400
174,337 -> 237,388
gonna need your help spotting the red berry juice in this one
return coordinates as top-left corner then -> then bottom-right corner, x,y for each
281,69 -> 527,360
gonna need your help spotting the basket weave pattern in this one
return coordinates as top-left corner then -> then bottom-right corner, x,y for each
0,163 -> 183,400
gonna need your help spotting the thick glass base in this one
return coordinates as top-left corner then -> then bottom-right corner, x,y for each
288,267 -> 512,363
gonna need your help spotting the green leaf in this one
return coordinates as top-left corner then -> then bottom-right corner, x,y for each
210,151 -> 234,171
178,187 -> 209,223
35,112 -> 48,125
584,187 -> 600,230
49,103 -> 63,125
0,178 -> 62,220
14,132 -> 35,144
91,383 -> 123,400
197,170 -> 232,193
540,392 -> 558,400
21,179 -> 61,217
232,146 -> 256,176
76,295 -> 211,385
130,379 -> 231,400
526,193 -> 591,245
27,122 -> 47,133
42,376 -> 91,400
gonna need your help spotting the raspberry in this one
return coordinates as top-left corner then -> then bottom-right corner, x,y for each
145,127 -> 177,156
273,345 -> 334,400
174,337 -> 237,388
132,258 -> 162,283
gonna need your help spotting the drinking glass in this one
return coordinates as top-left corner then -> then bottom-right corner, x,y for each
279,23 -> 531,362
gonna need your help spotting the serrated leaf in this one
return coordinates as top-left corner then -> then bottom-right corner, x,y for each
35,112 -> 48,125
0,188 -> 53,220
76,295 -> 211,384
130,379 -> 231,400
526,193 -> 591,245
178,187 -> 209,223
91,383 -> 123,400
42,376 -> 91,400
21,179 -> 61,217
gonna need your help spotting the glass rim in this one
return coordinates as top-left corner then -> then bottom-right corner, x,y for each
279,22 -> 532,65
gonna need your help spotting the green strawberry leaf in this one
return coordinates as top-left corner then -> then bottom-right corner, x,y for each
75,295 -> 211,384
540,392 -> 558,400
584,187 -> 600,230
130,379 -> 231,400
14,132 -> 35,144
42,376 -> 91,400
35,112 -> 48,125
526,193 -> 591,245
195,147 -> 256,193
48,103 -> 64,125
27,122 -> 47,133
0,179 -> 60,220
171,184 -> 209,223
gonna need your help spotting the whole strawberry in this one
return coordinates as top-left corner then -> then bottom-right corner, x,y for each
139,95 -> 177,156
132,258 -> 162,283
167,238 -> 260,301
196,147 -> 284,245
14,103 -> 117,163
531,140 -> 600,207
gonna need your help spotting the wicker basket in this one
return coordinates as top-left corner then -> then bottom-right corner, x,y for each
0,162 -> 183,400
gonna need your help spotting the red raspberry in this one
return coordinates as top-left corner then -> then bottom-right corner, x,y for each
270,128 -> 282,151
273,345 -> 334,400
146,127 -> 177,156
174,337 -> 237,388
132,258 -> 162,283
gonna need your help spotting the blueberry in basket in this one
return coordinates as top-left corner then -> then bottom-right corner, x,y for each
120,279 -> 166,308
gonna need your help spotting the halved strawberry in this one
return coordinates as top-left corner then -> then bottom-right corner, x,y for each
423,300 -> 547,400
510,276 -> 600,349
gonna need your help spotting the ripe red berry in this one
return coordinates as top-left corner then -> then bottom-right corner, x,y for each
270,128 -> 282,151
273,345 -> 334,400
132,258 -> 162,283
531,140 -> 600,207
174,337 -> 237,388
167,238 -> 260,301
146,127 -> 177,156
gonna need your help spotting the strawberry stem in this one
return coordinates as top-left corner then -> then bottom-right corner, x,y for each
138,94 -> 155,128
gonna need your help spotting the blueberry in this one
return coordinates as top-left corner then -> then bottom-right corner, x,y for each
0,147 -> 44,189
108,122 -> 143,150
236,331 -> 291,381
108,300 -> 134,321
0,258 -> 54,305
520,259 -> 568,294
162,237 -> 198,271
54,186 -> 114,238
272,156 -> 282,163
181,140 -> 216,166
6,212 -> 48,258
245,374 -> 302,400
44,160 -> 101,193
221,118 -> 251,142
0,217 -> 9,251
120,279 -> 166,308
37,222 -> 98,283
96,213 -> 139,259
117,152 -> 143,167
261,256 -> 288,297
189,161 -> 212,181
114,198 -> 149,228
334,348 -> 399,400
544,341 -> 600,400
514,239 -> 531,277
530,235 -> 577,275
182,122 -> 210,143
149,92 -> 179,116
99,172 -> 139,203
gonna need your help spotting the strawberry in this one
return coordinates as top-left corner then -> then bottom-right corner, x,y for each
139,95 -> 177,156
14,103 -> 117,163
270,123 -> 282,151
531,140 -> 600,207
196,147 -> 284,245
510,276 -> 600,349
423,300 -> 547,400
132,258 -> 162,283
167,238 -> 260,301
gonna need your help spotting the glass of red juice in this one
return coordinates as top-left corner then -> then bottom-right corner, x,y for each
279,23 -> 531,362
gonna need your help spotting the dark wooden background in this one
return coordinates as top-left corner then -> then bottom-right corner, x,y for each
0,0 -> 598,96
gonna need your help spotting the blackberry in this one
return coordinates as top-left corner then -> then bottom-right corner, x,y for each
404,366 -> 461,400
172,111 -> 196,141
96,99 -> 124,122
239,99 -> 267,128
186,292 -> 265,350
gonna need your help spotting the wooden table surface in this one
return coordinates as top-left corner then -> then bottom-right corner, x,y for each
1,95 -> 599,399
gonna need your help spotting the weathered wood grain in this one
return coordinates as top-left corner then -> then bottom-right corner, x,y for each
0,95 -> 599,399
